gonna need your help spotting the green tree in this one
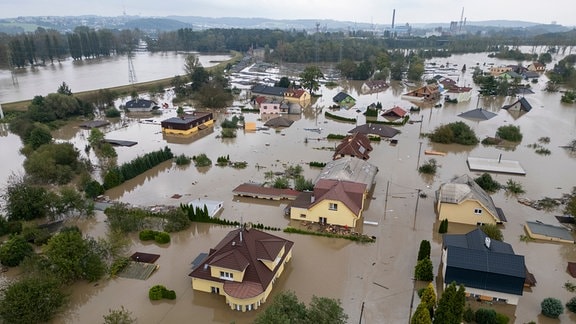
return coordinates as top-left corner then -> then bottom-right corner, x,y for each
26,124 -> 53,150
566,296 -> 576,313
57,81 -> 73,95
306,295 -> 348,324
564,189 -> 576,217
272,177 -> 290,189
411,302 -> 432,324
407,56 -> 425,81
474,173 -> 501,193
299,65 -> 324,95
88,128 -> 105,148
496,125 -> 523,142
3,176 -> 52,221
0,277 -> 65,324
23,142 -> 81,185
417,240 -> 431,261
43,229 -> 106,282
254,291 -> 307,324
480,224 -> 504,241
541,297 -> 563,319
475,308 -> 497,324
275,76 -> 291,88
414,258 -> 434,281
0,235 -> 34,266
420,282 -> 437,319
102,306 -> 136,324
294,176 -> 314,191
433,282 -> 466,324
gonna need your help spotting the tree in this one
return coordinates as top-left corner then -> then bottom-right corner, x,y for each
475,308 -> 497,324
411,302 -> 432,324
0,235 -> 34,266
420,283 -> 437,319
275,76 -> 291,88
414,258 -> 434,281
541,297 -> 563,319
496,125 -> 523,142
184,54 -> 201,77
254,291 -> 307,324
566,296 -> 576,313
2,176 -> 52,221
564,189 -> 576,217
43,228 -> 106,282
480,224 -> 503,241
57,81 -> 73,95
417,240 -> 431,261
306,295 -> 348,324
474,173 -> 501,193
433,282 -> 466,324
26,124 -> 53,150
254,291 -> 347,324
299,65 -> 324,95
0,277 -> 65,324
102,306 -> 136,324
407,56 -> 425,81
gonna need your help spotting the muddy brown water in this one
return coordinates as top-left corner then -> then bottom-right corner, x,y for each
2,50 -> 576,323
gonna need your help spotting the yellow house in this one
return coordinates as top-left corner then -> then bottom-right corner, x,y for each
160,112 -> 214,135
189,227 -> 294,312
289,179 -> 367,227
436,174 -> 507,226
283,88 -> 311,106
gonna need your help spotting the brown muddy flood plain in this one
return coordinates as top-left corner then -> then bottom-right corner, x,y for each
2,51 -> 576,323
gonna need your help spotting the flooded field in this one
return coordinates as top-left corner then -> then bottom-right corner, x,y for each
2,49 -> 576,323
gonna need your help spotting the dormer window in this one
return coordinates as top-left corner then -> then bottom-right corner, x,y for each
220,271 -> 234,280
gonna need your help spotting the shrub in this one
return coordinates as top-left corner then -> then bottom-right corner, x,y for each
110,257 -> 130,276
480,224 -> 503,241
175,154 -> 192,166
221,128 -> 236,138
0,235 -> 34,267
104,107 -> 121,118
503,179 -> 525,195
418,159 -> 438,175
149,285 -> 176,301
414,258 -> 434,281
475,308 -> 497,324
495,313 -> 510,324
84,180 -> 104,198
139,229 -> 156,241
438,219 -> 449,233
429,121 -> 479,145
417,240 -> 431,261
541,297 -> 563,318
154,231 -> 171,244
496,125 -> 523,142
0,220 -> 22,236
474,173 -> 501,193
566,296 -> 576,313
463,305 -> 475,323
193,153 -> 212,167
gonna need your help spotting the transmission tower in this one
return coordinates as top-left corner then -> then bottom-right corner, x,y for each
128,53 -> 137,85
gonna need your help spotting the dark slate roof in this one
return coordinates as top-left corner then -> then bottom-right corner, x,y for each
333,92 -> 353,103
443,228 -> 514,254
251,84 -> 287,97
443,228 -> 526,295
125,99 -> 156,109
457,108 -> 498,121
502,97 -> 533,112
264,116 -> 294,127
348,123 -> 400,138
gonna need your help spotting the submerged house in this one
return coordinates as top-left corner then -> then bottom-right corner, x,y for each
502,97 -> 532,113
124,98 -> 158,112
333,92 -> 356,108
160,112 -> 214,135
436,174 -> 507,226
442,228 -> 526,305
401,84 -> 441,102
360,80 -> 389,94
333,132 -> 373,160
189,227 -> 294,312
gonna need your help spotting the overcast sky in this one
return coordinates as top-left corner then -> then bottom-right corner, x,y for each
2,0 -> 574,26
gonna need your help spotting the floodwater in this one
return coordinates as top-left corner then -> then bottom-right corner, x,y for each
2,48 -> 576,323
0,52 -> 232,103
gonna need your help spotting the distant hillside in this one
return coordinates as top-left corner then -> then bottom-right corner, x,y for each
122,18 -> 192,32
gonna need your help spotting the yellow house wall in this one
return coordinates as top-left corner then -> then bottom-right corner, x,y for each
209,265 -> 246,282
260,246 -> 285,271
290,206 -> 310,221
438,200 -> 498,225
162,120 -> 214,135
192,277 -> 224,295
307,199 -> 359,227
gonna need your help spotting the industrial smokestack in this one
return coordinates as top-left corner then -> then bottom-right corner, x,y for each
391,9 -> 396,30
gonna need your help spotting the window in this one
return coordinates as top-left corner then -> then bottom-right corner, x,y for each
300,214 -> 306,218
211,286 -> 220,294
474,208 -> 482,215
329,203 -> 338,211
220,271 -> 234,280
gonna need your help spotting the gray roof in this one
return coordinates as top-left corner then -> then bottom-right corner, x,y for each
457,108 -> 498,121
315,156 -> 378,188
526,221 -> 574,242
502,97 -> 532,112
251,84 -> 287,97
348,123 -> 400,138
125,99 -> 156,109
438,174 -> 505,222
443,228 -> 526,296
333,91 -> 354,103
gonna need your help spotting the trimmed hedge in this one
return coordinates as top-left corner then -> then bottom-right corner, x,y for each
139,230 -> 171,244
149,285 -> 176,301
283,227 -> 375,243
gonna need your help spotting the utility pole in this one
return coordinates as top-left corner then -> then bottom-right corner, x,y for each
416,141 -> 423,171
413,189 -> 421,231
358,301 -> 365,324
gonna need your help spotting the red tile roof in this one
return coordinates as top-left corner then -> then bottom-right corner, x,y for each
333,133 -> 372,160
190,228 -> 294,300
232,183 -> 300,200
381,106 -> 407,118
312,179 -> 366,215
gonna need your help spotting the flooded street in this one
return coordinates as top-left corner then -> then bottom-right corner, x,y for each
2,49 -> 576,323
